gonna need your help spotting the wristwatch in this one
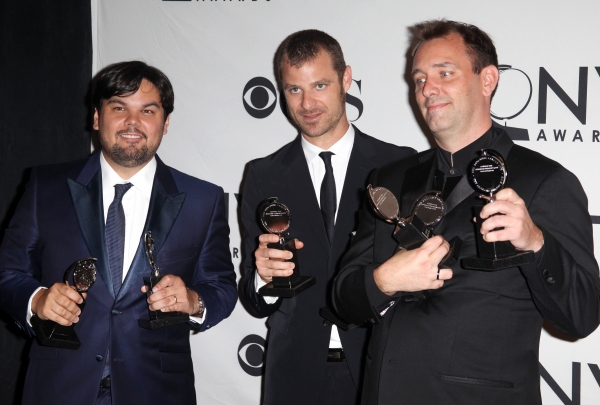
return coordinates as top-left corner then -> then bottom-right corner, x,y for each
192,291 -> 205,317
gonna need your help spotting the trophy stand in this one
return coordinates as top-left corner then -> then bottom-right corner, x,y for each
31,258 -> 97,350
462,149 -> 534,271
258,197 -> 315,298
138,232 -> 190,329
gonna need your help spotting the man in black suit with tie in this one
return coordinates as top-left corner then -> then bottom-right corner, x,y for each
240,30 -> 415,404
333,20 -> 600,404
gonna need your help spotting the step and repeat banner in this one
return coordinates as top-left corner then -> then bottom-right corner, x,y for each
94,1 -> 600,403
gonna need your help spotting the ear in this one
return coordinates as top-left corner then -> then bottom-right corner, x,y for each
481,65 -> 499,98
93,109 -> 99,131
162,114 -> 171,135
342,65 -> 353,93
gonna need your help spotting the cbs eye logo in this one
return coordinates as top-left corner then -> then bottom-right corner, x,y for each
243,77 -> 278,119
237,334 -> 266,376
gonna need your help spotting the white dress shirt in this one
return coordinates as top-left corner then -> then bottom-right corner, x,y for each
255,124 -> 355,350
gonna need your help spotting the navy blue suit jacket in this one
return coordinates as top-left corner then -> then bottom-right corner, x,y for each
0,153 -> 237,405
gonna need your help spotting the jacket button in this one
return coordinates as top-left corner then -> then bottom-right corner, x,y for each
111,310 -> 120,316
542,269 -> 549,277
96,355 -> 103,362
323,320 -> 331,327
546,277 -> 555,284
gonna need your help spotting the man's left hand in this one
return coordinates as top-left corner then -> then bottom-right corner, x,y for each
141,275 -> 199,315
478,188 -> 544,252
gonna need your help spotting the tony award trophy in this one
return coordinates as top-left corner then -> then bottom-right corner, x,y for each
138,232 -> 190,329
258,197 -> 316,297
462,149 -> 534,270
367,185 -> 461,267
30,258 -> 97,350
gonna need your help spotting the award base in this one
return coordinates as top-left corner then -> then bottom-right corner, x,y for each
259,276 -> 316,298
462,206 -> 535,271
138,275 -> 190,330
440,236 -> 462,268
258,239 -> 316,297
30,302 -> 86,350
393,216 -> 430,250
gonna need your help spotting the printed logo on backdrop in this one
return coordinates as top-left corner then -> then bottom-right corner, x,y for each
238,334 -> 266,376
242,77 -> 364,121
492,64 -> 600,143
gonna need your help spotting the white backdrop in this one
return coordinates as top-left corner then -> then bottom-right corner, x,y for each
93,1 -> 600,403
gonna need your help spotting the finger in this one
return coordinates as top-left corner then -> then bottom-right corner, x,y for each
258,233 -> 282,246
419,235 -> 446,254
435,268 -> 453,281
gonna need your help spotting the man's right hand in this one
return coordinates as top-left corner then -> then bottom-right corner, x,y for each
31,283 -> 84,326
255,234 -> 304,283
373,235 -> 452,296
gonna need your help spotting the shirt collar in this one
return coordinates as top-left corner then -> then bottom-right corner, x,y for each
301,123 -> 355,163
436,125 -> 497,176
100,152 -> 157,199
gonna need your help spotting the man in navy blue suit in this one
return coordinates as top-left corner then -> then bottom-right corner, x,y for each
0,61 -> 237,404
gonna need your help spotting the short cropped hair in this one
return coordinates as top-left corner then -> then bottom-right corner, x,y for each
409,19 -> 498,74
92,61 -> 174,121
274,29 -> 346,87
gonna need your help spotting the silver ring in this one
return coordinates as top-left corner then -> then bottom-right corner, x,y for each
174,295 -> 178,303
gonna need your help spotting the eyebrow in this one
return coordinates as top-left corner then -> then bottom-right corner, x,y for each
105,99 -> 161,109
283,78 -> 334,90
411,62 -> 458,77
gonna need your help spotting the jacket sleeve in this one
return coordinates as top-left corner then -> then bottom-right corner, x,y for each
239,162 -> 282,318
0,168 -> 43,336
188,186 -> 238,331
518,166 -> 600,338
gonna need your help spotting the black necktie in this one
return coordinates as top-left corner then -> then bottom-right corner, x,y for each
319,152 -> 336,246
105,183 -> 133,296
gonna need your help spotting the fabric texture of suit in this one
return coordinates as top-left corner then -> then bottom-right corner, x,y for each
333,128 -> 600,405
240,126 -> 415,404
0,153 -> 237,405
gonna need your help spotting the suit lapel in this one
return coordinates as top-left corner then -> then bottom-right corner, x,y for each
68,153 -> 115,297
118,156 -> 186,300
330,129 -> 375,264
281,139 -> 330,252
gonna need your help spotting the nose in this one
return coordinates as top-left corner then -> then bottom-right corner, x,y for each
421,77 -> 439,99
125,111 -> 140,127
301,92 -> 316,111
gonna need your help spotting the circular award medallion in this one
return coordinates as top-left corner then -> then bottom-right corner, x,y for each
368,185 -> 401,223
470,149 -> 507,196
65,258 -> 97,292
259,198 -> 291,235
412,192 -> 446,227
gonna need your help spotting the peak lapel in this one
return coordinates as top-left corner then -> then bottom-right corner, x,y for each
117,158 -> 186,300
67,153 -> 114,298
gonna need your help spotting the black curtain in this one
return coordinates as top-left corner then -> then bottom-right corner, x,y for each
0,2 -> 92,403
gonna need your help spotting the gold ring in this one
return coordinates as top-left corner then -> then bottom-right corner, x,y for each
174,295 -> 178,303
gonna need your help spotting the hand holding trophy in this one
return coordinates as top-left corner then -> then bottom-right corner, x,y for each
462,149 -> 534,271
30,258 -> 97,349
258,197 -> 315,297
138,232 -> 190,329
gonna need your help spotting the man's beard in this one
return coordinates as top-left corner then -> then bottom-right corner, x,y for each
102,128 -> 159,168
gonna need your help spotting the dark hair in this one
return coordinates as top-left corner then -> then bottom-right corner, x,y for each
409,20 -> 498,74
92,61 -> 174,121
274,29 -> 346,88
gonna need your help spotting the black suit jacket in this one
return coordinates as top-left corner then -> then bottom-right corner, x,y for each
334,130 -> 600,405
240,126 -> 415,405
